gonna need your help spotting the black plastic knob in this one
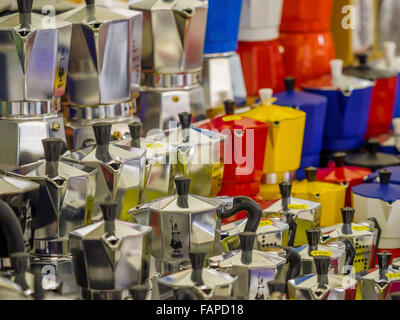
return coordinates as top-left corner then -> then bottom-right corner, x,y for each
85,0 -> 95,5
279,182 -> 292,199
378,251 -> 392,271
189,252 -> 205,271
305,167 -> 318,182
379,169 -> 392,186
178,112 -> 192,130
224,100 -> 236,115
128,122 -> 142,140
17,0 -> 33,14
175,177 -> 190,208
366,139 -> 379,155
267,280 -> 284,294
314,255 -> 330,275
333,152 -> 346,167
42,138 -> 63,162
93,123 -> 111,146
357,53 -> 369,67
306,229 -> 321,248
284,77 -> 296,92
100,202 -> 118,222
341,207 -> 355,224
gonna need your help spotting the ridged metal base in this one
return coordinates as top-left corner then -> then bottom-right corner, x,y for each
0,98 -> 61,118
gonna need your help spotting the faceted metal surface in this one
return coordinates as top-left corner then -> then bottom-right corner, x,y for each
0,115 -> 66,171
69,219 -> 152,296
356,266 -> 400,300
59,4 -> 143,106
0,10 -> 72,111
208,249 -> 287,300
116,136 -> 178,202
9,160 -> 97,256
62,143 -> 146,222
288,273 -> 357,300
152,267 -> 236,300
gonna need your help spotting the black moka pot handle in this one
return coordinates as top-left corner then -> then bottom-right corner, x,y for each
368,217 -> 382,268
283,247 -> 301,297
343,239 -> 356,275
218,196 -> 262,234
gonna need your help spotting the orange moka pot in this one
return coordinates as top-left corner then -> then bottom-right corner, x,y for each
237,39 -> 285,96
280,0 -> 333,33
193,100 -> 269,198
279,31 -> 336,85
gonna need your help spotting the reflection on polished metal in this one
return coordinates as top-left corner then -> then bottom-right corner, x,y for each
295,229 -> 356,276
116,122 -> 178,202
208,232 -> 300,300
0,0 -> 71,170
9,138 -> 97,295
62,123 -> 146,223
356,252 -> 400,300
59,0 -> 143,149
263,182 -> 322,247
69,201 -> 152,300
163,112 -> 226,197
0,175 -> 39,256
288,256 -> 357,300
152,251 -> 237,300
203,52 -> 247,110
130,177 -> 262,275
320,207 -> 379,273
129,0 -> 208,132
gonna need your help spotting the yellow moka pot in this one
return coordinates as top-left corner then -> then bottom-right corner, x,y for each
292,167 -> 346,228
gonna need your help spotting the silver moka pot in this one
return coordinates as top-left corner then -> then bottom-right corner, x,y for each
129,0 -> 208,132
356,252 -> 400,300
152,251 -> 237,300
208,232 -> 301,300
59,0 -> 143,150
287,255 -> 357,300
0,0 -> 72,171
62,123 -> 146,223
69,201 -> 152,300
130,177 -> 262,275
9,138 -> 97,295
116,122 -> 178,202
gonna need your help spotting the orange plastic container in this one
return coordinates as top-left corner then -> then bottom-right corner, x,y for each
280,0 -> 333,32
279,31 -> 336,85
237,39 -> 285,96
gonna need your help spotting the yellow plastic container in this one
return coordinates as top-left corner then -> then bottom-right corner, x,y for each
242,89 -> 306,175
292,168 -> 346,227
259,183 -> 281,201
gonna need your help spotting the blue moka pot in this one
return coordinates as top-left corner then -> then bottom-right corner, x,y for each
366,166 -> 400,185
204,0 -> 243,54
274,77 -> 327,180
203,0 -> 247,109
302,60 -> 375,153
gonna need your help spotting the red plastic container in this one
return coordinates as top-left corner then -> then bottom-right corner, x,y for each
194,101 -> 269,197
279,31 -> 336,85
280,0 -> 333,32
237,39 -> 285,96
316,153 -> 371,207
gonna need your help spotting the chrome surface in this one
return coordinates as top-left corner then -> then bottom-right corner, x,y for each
69,219 -> 152,299
0,114 -> 66,172
67,102 -> 136,123
208,249 -> 287,300
9,160 -> 97,256
62,143 -> 146,222
0,100 -> 61,118
0,10 -> 72,112
263,171 -> 296,185
59,3 -> 143,106
202,52 -> 247,110
162,126 -> 226,197
116,136 -> 178,202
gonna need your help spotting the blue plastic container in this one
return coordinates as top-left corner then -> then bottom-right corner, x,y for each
302,75 -> 374,152
274,78 -> 327,179
366,166 -> 400,184
393,72 -> 400,118
204,0 -> 243,54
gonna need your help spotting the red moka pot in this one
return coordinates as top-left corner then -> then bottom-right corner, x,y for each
237,39 -> 285,96
343,54 -> 398,138
193,100 -> 269,198
316,153 -> 371,209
